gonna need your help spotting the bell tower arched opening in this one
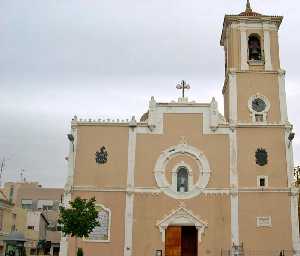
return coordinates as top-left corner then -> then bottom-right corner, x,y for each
248,34 -> 262,61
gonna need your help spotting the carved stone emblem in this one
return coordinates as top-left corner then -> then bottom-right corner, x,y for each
255,148 -> 268,166
95,146 -> 108,164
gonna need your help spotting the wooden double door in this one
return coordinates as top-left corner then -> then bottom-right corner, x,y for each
165,226 -> 198,256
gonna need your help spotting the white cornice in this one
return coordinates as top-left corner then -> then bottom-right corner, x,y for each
71,186 -> 295,194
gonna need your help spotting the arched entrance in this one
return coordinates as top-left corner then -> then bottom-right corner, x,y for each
157,205 -> 207,256
165,226 -> 198,256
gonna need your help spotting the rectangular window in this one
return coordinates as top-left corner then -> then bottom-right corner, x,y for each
37,200 -> 53,210
257,176 -> 268,188
255,114 -> 264,122
260,178 -> 265,187
21,199 -> 33,210
27,226 -> 34,230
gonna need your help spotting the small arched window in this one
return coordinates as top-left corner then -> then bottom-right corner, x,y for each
248,35 -> 262,61
177,167 -> 189,192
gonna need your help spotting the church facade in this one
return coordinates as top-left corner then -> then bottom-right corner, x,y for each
60,2 -> 300,256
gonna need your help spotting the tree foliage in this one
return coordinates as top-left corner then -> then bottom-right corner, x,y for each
58,197 -> 100,238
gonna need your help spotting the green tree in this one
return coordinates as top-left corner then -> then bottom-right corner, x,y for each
58,197 -> 100,255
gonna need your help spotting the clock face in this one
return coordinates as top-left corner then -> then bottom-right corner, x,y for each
252,98 -> 266,112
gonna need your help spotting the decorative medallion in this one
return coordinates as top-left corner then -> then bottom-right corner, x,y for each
95,146 -> 108,164
255,148 -> 268,166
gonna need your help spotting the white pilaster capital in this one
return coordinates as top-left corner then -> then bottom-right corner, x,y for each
129,116 -> 137,127
230,187 -> 239,196
278,69 -> 286,76
290,187 -> 300,197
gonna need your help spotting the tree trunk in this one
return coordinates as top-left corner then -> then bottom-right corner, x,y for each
74,236 -> 78,256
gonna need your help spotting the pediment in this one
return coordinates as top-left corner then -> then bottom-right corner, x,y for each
157,206 -> 208,242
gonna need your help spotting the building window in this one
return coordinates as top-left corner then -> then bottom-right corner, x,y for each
21,199 -> 33,210
11,225 -> 16,231
85,205 -> 111,242
257,176 -> 268,188
27,226 -> 34,230
37,200 -> 54,211
248,34 -> 262,61
255,114 -> 264,122
177,167 -> 189,192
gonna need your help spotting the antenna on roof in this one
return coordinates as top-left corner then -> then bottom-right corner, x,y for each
20,169 -> 26,182
0,158 -> 6,187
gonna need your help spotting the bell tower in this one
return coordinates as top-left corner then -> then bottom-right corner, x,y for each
220,0 -> 287,124
219,2 -> 299,253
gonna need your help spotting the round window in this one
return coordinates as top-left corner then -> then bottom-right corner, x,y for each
252,98 -> 266,112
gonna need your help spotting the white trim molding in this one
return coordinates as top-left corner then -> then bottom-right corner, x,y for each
232,23 -> 278,31
240,27 -> 249,71
228,71 -> 237,123
156,205 -> 208,243
154,142 -> 211,199
248,93 -> 271,123
290,188 -> 300,254
229,129 -> 239,245
278,70 -> 289,123
59,126 -> 77,256
123,124 -> 137,256
263,28 -> 273,71
136,96 -> 230,136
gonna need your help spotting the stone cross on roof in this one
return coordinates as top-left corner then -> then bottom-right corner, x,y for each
176,80 -> 190,98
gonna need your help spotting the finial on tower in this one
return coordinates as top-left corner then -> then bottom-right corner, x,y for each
246,0 -> 252,12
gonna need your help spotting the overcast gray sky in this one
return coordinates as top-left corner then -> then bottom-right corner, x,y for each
0,0 -> 299,187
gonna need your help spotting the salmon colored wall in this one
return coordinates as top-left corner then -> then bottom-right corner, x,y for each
68,191 -> 126,256
239,193 -> 293,250
134,113 -> 230,189
236,72 -> 281,123
237,128 -> 287,188
227,27 -> 240,70
74,125 -> 129,187
226,25 -> 281,72
132,194 -> 231,256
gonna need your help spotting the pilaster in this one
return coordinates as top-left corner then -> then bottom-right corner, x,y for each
263,27 -> 273,71
124,121 -> 137,256
278,70 -> 289,123
240,27 -> 249,71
